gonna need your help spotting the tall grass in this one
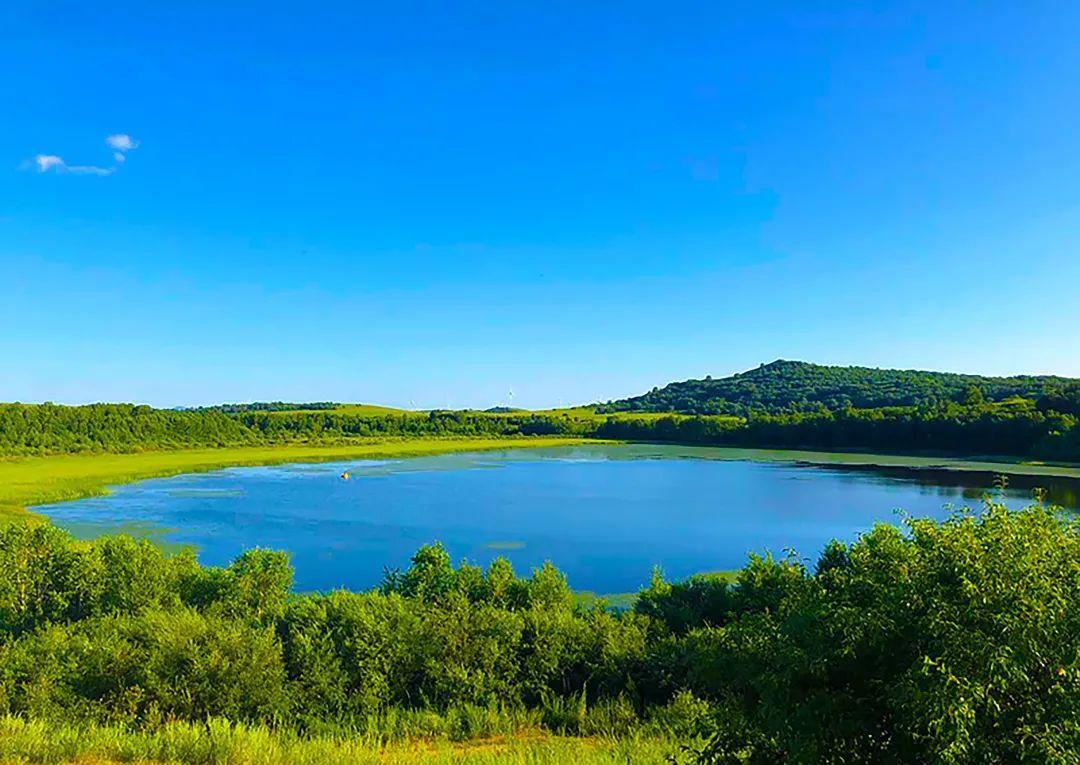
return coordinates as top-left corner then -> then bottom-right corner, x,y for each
0,437 -> 595,522
0,717 -> 679,764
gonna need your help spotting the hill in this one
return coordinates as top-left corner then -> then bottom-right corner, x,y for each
4,362 -> 1080,464
597,360 -> 1080,415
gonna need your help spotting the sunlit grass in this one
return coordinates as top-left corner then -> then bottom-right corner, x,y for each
0,437 -> 595,523
7,436 -> 1077,526
0,717 -> 679,764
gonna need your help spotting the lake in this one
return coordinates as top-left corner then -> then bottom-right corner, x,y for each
35,444 -> 1080,594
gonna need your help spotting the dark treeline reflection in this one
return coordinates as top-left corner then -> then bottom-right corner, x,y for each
814,463 -> 1080,509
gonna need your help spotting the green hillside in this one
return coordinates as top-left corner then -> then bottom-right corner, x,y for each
4,360 -> 1080,470
598,359 -> 1080,415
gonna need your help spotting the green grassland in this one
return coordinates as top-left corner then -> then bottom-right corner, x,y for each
0,437 -> 594,523
0,717 -> 679,764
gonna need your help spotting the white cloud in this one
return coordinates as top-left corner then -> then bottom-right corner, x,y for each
67,164 -> 115,176
31,154 -> 113,176
35,155 -> 65,172
23,134 -> 138,177
106,134 -> 139,152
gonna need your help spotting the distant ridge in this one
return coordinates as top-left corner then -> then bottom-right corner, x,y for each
597,360 -> 1080,416
200,402 -> 341,413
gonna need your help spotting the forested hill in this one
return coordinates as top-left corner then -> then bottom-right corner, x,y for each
4,361 -> 1080,460
597,360 -> 1080,415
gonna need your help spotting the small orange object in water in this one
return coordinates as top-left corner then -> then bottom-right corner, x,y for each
340,471 -> 350,480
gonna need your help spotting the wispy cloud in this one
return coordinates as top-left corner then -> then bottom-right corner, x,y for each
35,155 -> 65,172
67,163 -> 116,176
31,154 -> 115,176
106,134 -> 139,152
24,134 -> 139,177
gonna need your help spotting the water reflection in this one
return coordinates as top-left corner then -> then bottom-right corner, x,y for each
814,463 -> 1080,509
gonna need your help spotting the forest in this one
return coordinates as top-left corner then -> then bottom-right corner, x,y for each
0,500 -> 1076,762
598,359 -> 1080,416
0,403 -> 571,456
3,394 -> 1079,463
595,399 -> 1080,462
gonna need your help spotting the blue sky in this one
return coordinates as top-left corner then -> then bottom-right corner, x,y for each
3,2 -> 1079,408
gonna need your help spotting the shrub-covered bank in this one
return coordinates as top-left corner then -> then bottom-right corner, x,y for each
0,501 -> 1078,762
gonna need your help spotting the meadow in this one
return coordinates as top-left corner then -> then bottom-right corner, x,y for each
0,717 -> 680,764
0,437 -> 593,522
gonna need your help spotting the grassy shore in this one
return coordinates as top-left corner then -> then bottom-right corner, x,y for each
0,437 -> 595,523
0,717 -> 680,764
7,437 -> 1079,525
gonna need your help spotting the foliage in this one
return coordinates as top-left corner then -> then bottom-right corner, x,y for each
5,361 -> 1080,467
0,403 -> 254,455
201,401 -> 342,413
0,502 -> 1077,762
670,503 -> 1080,764
598,359 -> 1078,416
595,399 -> 1080,462
0,403 -> 592,457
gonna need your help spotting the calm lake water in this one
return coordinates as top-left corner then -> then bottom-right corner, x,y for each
36,444 -> 1080,594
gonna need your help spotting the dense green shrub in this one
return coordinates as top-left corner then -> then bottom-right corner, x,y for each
0,503 -> 1078,762
0,610 -> 289,723
636,571 -> 736,635
684,504 -> 1080,763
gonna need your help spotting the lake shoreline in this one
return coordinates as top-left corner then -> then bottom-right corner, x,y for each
0,437 -> 602,522
638,443 -> 1080,478
6,438 -> 1079,525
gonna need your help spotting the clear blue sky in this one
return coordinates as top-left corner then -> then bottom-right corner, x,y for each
3,2 -> 1079,409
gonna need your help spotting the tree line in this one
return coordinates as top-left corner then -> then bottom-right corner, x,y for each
3,398 -> 1080,462
0,404 -> 586,456
595,399 -> 1080,461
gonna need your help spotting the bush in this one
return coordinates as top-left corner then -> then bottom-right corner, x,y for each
2,502 -> 1079,762
697,504 -> 1080,762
